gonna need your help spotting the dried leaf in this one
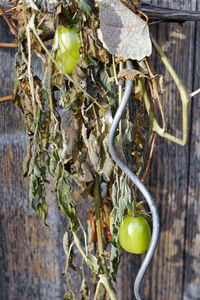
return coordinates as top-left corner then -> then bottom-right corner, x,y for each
29,172 -> 48,225
98,0 -> 152,61
102,137 -> 114,180
87,217 -> 95,252
19,0 -> 39,10
63,231 -> 69,256
77,0 -> 92,13
155,74 -> 165,94
64,292 -> 71,300
82,17 -> 110,64
82,125 -> 102,173
57,176 -> 80,232
80,279 -> 90,300
110,244 -> 121,281
118,69 -> 149,80
23,138 -> 32,176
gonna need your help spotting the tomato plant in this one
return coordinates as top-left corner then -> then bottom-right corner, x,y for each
119,215 -> 151,254
55,25 -> 81,74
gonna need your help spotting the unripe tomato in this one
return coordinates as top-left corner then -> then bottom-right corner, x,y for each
119,215 -> 151,254
55,25 -> 81,74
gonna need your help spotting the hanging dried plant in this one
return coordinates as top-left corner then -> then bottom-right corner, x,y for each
0,0 -> 199,299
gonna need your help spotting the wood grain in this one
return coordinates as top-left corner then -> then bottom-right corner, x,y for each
183,1 -> 200,299
0,1 -> 199,300
142,1 -> 198,300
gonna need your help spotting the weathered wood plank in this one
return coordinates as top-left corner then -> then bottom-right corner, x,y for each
183,1 -> 200,298
139,1 -> 197,300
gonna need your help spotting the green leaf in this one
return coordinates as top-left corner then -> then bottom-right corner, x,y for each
57,176 -> 80,232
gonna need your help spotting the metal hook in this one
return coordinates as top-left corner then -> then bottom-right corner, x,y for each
108,60 -> 160,300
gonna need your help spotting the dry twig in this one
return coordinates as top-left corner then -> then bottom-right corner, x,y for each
0,95 -> 12,103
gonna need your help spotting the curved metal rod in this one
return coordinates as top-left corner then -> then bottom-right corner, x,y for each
108,60 -> 160,300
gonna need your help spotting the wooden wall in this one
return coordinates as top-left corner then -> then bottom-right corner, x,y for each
0,1 -> 199,299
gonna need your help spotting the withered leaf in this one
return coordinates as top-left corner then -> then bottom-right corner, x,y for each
82,15 -> 110,64
63,231 -> 69,256
77,0 -> 92,13
82,125 -> 102,173
98,0 -> 152,61
80,279 -> 90,300
63,292 -> 71,300
29,172 -> 48,225
102,137 -> 114,180
118,69 -> 149,80
108,69 -> 149,83
18,0 -> 39,10
57,176 -> 80,232
110,244 -> 121,281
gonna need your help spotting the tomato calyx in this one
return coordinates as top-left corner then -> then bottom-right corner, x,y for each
127,201 -> 150,218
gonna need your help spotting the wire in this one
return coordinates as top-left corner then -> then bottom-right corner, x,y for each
108,60 -> 160,300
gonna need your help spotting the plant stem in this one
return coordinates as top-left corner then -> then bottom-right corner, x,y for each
138,38 -> 190,146
73,232 -> 92,268
94,174 -> 117,300
145,59 -> 166,131
94,173 -> 104,259
26,19 -> 36,119
0,42 -> 17,47
0,95 -> 12,103
94,280 -> 102,300
141,132 -> 156,182
48,50 -> 57,115
190,88 -> 200,98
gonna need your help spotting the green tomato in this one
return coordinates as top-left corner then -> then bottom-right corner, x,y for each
55,25 -> 81,75
119,215 -> 151,254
